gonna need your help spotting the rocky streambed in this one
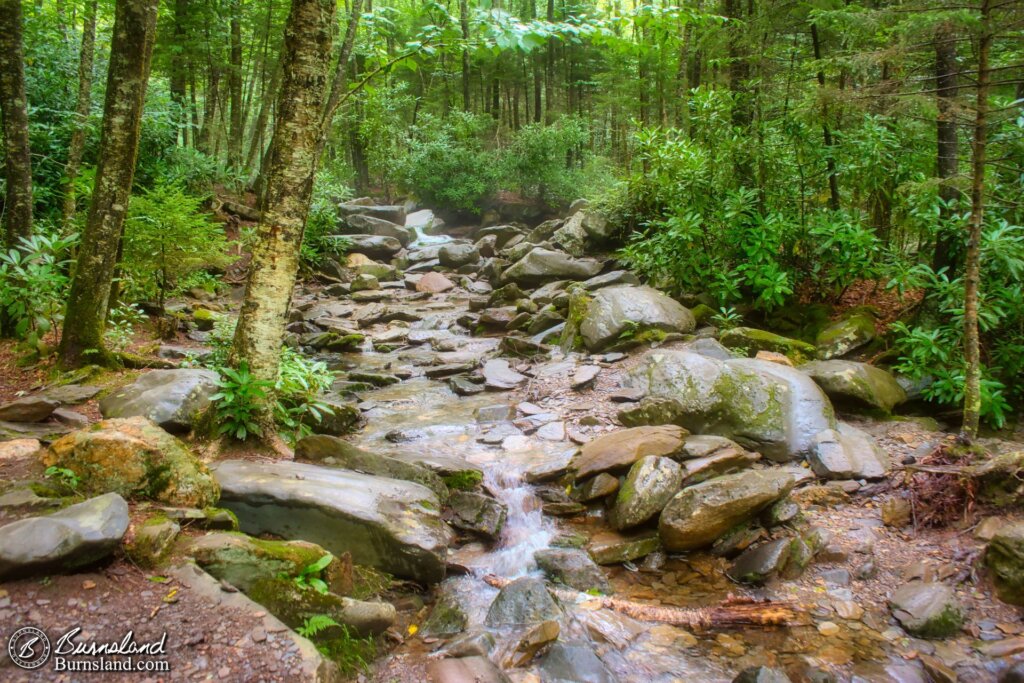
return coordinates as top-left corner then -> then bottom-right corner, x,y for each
1,201 -> 1024,682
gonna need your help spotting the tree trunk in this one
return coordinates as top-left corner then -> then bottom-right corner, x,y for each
961,0 -> 992,439
60,0 -> 97,231
724,0 -> 752,186
460,0 -> 471,112
169,0 -> 189,146
229,0 -> 335,429
317,0 -> 363,147
933,21 -> 961,272
810,22 -> 840,212
58,0 -> 159,368
0,0 -> 34,246
228,1 -> 243,168
245,60 -> 282,172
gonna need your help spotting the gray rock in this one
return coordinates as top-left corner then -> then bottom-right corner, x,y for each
816,312 -> 876,359
448,491 -> 506,539
212,459 -> 450,583
579,285 -> 695,351
535,548 -> 610,593
727,538 -> 792,584
610,456 -> 682,530
539,642 -> 618,683
720,327 -> 816,362
682,447 -> 761,487
572,473 -> 619,502
801,360 -> 907,413
342,234 -> 403,259
439,242 -> 481,268
587,530 -> 661,565
99,369 -> 219,432
658,469 -> 795,552
485,576 -> 561,626
889,582 -> 963,638
426,656 -> 511,683
733,666 -> 793,683
581,270 -> 640,291
343,214 -> 414,246
482,359 -> 527,390
338,202 -> 407,225
0,493 -> 129,580
423,585 -> 469,636
502,248 -> 602,286
440,630 -> 495,658
572,425 -> 687,481
572,365 -> 601,390
0,396 -> 60,422
808,423 -> 890,480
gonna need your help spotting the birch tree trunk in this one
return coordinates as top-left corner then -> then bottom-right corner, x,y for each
229,0 -> 335,429
60,0 -> 98,231
0,0 -> 34,246
58,0 -> 159,369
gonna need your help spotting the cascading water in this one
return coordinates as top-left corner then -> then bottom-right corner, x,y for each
476,461 -> 554,579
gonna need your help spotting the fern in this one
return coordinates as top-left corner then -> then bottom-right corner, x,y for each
297,614 -> 340,639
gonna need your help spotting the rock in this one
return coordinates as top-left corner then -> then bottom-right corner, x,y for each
535,548 -> 610,593
350,272 -> 380,292
482,359 -> 527,390
572,425 -> 687,481
343,234 -> 403,259
986,522 -> 1024,606
43,417 -> 219,507
720,327 -> 816,363
807,423 -> 890,480
485,576 -> 561,626
439,243 -> 481,268
727,538 -> 792,584
295,434 -> 448,502
0,396 -> 60,422
212,459 -> 450,583
338,202 -> 407,225
127,516 -> 180,566
423,586 -> 469,636
610,456 -> 682,530
502,248 -> 602,286
733,666 -> 793,683
572,365 -> 601,390
581,270 -> 640,291
537,422 -> 566,441
512,619 -> 560,666
343,214 -> 414,246
682,447 -> 760,486
449,376 -> 485,396
0,437 -> 40,462
801,360 -> 907,413
587,529 -> 661,565
309,400 -> 362,436
0,493 -> 129,580
356,260 -> 399,280
448,491 -> 506,539
816,311 -> 876,359
187,531 -> 340,594
426,656 -> 511,683
579,285 -> 695,351
417,271 -> 456,293
539,642 -> 617,683
99,369 -> 219,432
573,473 -> 619,502
625,350 -> 872,462
889,582 -> 963,638
754,350 -> 793,366
441,630 -> 495,658
658,469 -> 795,552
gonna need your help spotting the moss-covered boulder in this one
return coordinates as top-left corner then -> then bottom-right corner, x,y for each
571,425 -> 687,481
578,285 -> 695,351
535,548 -> 610,593
587,529 -> 661,565
126,514 -> 180,568
609,456 -> 682,530
801,360 -> 907,413
448,491 -> 506,540
720,327 -> 816,363
42,417 -> 219,507
986,522 -> 1024,605
889,582 -> 963,639
815,311 -> 876,360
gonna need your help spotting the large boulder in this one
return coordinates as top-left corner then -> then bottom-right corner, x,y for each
212,459 -> 450,583
43,417 -> 219,507
337,202 -> 406,225
99,369 -> 219,432
579,285 -> 695,351
800,360 -> 907,413
343,234 -> 403,259
609,456 -> 683,530
889,582 -> 963,638
986,522 -> 1024,606
719,328 -> 816,363
342,214 -> 414,247
625,350 -> 868,462
658,469 -> 795,551
502,248 -> 603,286
816,311 -> 876,359
807,423 -> 890,480
571,425 -> 687,481
0,395 -> 60,422
534,548 -> 610,593
0,493 -> 129,580
439,243 -> 481,268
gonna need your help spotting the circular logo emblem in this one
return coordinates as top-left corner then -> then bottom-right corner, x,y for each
8,626 -> 51,670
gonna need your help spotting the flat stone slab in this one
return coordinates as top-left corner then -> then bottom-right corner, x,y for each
212,459 -> 451,583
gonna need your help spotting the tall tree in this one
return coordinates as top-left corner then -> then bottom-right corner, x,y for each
228,0 -> 244,167
0,0 -> 33,246
59,0 -> 160,368
932,21 -> 960,271
229,0 -> 335,435
60,0 -> 99,230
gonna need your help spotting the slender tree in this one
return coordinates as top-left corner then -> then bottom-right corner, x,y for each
60,0 -> 99,230
932,21 -> 960,271
228,0 -> 243,167
59,0 -> 159,368
0,0 -> 33,246
229,0 -> 335,436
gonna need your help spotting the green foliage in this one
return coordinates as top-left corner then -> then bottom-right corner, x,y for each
710,307 -> 743,330
104,303 -> 146,353
297,614 -> 340,639
0,231 -> 78,347
211,362 -> 273,440
290,553 -> 334,594
273,347 -> 335,443
122,183 -> 231,306
501,117 -> 591,206
302,166 -> 353,269
44,466 -> 80,492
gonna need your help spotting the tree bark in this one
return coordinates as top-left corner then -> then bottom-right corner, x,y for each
317,0 -> 363,147
169,0 -> 189,146
0,0 -> 34,246
58,0 -> 159,368
228,0 -> 243,168
961,0 -> 992,439
810,22 -> 840,212
229,0 -> 335,428
60,0 -> 98,231
460,0 -> 471,111
933,21 -> 961,272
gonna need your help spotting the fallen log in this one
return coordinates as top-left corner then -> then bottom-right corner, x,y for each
482,574 -> 800,631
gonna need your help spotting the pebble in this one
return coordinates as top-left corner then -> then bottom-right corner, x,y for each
818,621 -> 841,636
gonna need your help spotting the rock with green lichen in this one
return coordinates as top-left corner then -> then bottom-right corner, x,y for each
719,327 -> 816,363
579,285 -> 695,352
485,576 -> 561,626
801,360 -> 906,413
126,515 -> 180,568
572,473 -> 619,502
535,548 -> 610,593
727,537 -> 792,584
609,456 -> 682,530
448,491 -> 506,539
658,469 -> 795,552
43,417 -> 220,507
807,422 -> 890,480
306,400 -> 363,436
501,247 -> 602,286
422,584 -> 469,636
571,425 -> 688,481
587,529 -> 661,565
99,369 -> 219,433
815,312 -> 876,359
192,307 -> 218,331
986,522 -> 1024,605
248,576 -> 396,636
889,582 -> 963,639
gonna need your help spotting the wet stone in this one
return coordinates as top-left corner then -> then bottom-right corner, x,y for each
572,473 -> 619,502
485,576 -> 561,626
727,537 -> 792,585
535,548 -> 610,593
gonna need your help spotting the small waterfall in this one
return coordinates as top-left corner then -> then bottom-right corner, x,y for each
477,461 -> 554,578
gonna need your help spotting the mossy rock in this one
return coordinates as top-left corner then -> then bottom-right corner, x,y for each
443,469 -> 483,491
126,514 -> 180,568
815,311 -> 876,360
987,522 -> 1024,606
248,577 -> 396,637
889,582 -> 963,639
720,327 -> 816,363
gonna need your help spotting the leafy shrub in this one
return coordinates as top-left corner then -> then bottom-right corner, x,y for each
122,183 -> 232,307
0,231 -> 78,347
211,362 -> 273,440
501,116 -> 590,207
302,166 -> 353,268
104,303 -> 146,353
273,347 -> 335,443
